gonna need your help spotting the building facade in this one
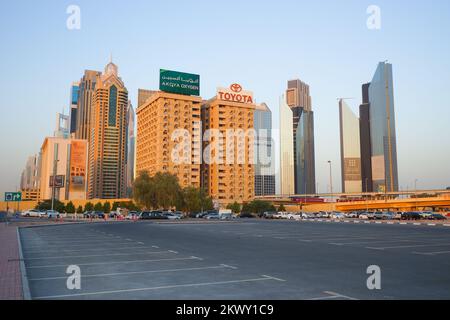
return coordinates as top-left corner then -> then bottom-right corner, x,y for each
279,94 -> 295,195
39,137 -> 88,201
339,99 -> 362,193
286,79 -> 316,195
69,82 -> 80,134
359,83 -> 373,192
20,154 -> 41,201
136,91 -> 202,189
75,70 -> 101,141
202,85 -> 256,206
254,103 -> 275,196
367,62 -> 399,192
87,61 -> 128,199
126,100 -> 135,197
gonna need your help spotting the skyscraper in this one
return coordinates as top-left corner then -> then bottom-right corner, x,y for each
87,61 -> 128,199
362,62 -> 399,193
75,70 -> 101,141
69,82 -> 80,134
279,94 -> 295,196
54,113 -> 70,139
20,154 -> 41,201
339,99 -> 362,193
126,100 -> 135,197
254,103 -> 275,196
359,83 -> 373,192
286,79 -> 316,194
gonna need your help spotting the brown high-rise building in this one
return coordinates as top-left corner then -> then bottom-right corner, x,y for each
202,85 -> 256,206
135,91 -> 202,189
75,70 -> 101,141
87,61 -> 128,199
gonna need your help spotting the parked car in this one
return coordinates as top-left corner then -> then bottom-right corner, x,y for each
204,212 -> 220,220
273,212 -> 289,219
239,212 -> 256,218
287,213 -> 302,221
382,212 -> 395,220
419,211 -> 433,219
21,209 -> 45,218
359,212 -> 374,220
162,212 -> 181,220
46,210 -> 60,219
109,211 -> 119,218
331,212 -> 345,219
393,212 -> 403,220
429,213 -> 446,220
346,212 -> 358,218
262,211 -> 275,219
317,211 -> 330,218
94,211 -> 105,219
140,211 -> 168,220
401,212 -> 421,220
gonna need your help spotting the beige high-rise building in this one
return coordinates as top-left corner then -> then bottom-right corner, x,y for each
87,61 -> 128,199
202,84 -> 256,206
135,91 -> 202,189
75,70 -> 101,141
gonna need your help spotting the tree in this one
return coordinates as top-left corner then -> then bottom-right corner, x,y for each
226,202 -> 241,214
76,206 -> 83,214
35,200 -> 65,212
94,202 -> 103,211
84,202 -> 94,212
278,204 -> 286,212
65,201 -> 75,214
133,171 -> 183,210
103,201 -> 111,213
112,202 -> 120,211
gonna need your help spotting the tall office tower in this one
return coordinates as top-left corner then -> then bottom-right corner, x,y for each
136,92 -> 202,189
254,103 -> 275,196
39,137 -> 88,201
339,99 -> 362,193
87,61 -> 128,199
54,113 -> 70,139
126,101 -> 135,197
75,70 -> 101,140
20,154 -> 41,201
286,79 -> 316,194
202,84 -> 256,206
359,83 -> 373,192
366,62 -> 399,192
69,82 -> 80,134
279,94 -> 295,195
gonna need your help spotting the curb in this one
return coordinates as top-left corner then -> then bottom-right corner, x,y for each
16,228 -> 31,300
300,219 -> 450,227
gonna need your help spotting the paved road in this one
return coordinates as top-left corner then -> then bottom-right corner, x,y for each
19,220 -> 450,300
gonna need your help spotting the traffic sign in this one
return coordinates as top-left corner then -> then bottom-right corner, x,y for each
5,192 -> 22,202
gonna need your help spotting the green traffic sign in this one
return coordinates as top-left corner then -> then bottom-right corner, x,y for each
159,69 -> 200,96
5,192 -> 22,202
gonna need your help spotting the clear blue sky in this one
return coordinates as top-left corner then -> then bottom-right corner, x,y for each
1,0 -> 449,196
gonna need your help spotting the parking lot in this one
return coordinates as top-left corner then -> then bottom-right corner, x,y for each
19,219 -> 450,300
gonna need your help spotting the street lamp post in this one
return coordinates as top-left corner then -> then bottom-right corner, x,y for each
328,160 -> 333,202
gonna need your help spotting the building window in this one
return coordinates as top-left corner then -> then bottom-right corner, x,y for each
108,85 -> 117,126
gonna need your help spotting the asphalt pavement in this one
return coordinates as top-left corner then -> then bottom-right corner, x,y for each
19,219 -> 450,300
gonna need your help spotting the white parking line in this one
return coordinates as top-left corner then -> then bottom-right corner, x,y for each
26,256 -> 202,269
34,276 -> 281,299
29,265 -> 231,281
24,251 -> 172,260
329,239 -> 413,246
367,243 -> 450,250
23,246 -> 150,255
309,291 -> 358,300
413,250 -> 450,256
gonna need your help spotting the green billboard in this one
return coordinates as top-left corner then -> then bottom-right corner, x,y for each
159,69 -> 200,96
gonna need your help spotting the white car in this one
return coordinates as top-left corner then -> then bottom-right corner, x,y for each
46,210 -> 61,219
287,213 -> 302,221
331,212 -> 345,219
163,212 -> 181,220
273,212 -> 289,219
21,209 -> 45,218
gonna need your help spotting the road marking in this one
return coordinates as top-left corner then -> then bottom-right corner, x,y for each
413,250 -> 450,256
152,245 -> 160,249
428,224 -> 436,226
220,264 -> 238,270
34,276 -> 280,299
353,221 -> 360,224
261,275 -> 286,282
24,251 -> 171,260
367,243 -> 450,250
29,265 -> 229,281
364,221 -> 370,224
168,250 -> 178,254
26,256 -> 201,269
23,241 -> 128,250
413,223 -> 421,226
23,246 -> 150,255
126,239 -> 132,241
323,291 -> 358,300
138,242 -> 144,245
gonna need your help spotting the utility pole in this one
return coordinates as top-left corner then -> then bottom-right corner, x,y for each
328,161 -> 333,200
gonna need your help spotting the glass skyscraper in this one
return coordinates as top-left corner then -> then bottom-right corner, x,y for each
339,99 -> 362,193
254,103 -> 275,196
367,62 -> 399,192
286,79 -> 316,194
69,82 -> 80,134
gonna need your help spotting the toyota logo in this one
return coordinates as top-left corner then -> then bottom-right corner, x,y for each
230,83 -> 242,93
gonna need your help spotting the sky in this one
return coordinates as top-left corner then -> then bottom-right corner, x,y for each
1,0 -> 449,197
